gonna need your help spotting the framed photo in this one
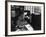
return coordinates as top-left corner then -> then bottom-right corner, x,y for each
5,1 -> 45,36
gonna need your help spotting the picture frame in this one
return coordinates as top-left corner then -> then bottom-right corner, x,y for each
5,1 -> 45,36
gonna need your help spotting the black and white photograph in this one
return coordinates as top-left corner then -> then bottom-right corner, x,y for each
11,5 -> 41,31
6,1 -> 45,36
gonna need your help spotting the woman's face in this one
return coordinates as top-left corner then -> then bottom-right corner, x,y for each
11,11 -> 15,17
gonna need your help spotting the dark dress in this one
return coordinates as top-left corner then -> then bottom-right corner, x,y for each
11,17 -> 18,31
11,6 -> 24,31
